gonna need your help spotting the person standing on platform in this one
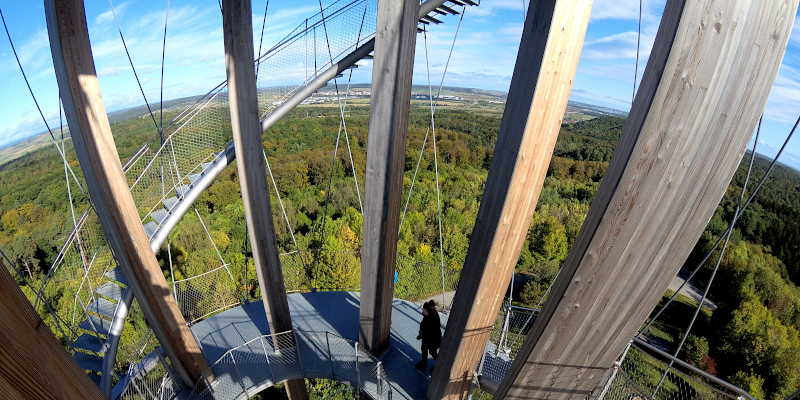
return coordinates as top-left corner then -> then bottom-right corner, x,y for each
416,300 -> 442,370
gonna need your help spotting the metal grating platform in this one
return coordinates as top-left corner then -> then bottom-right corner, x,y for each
189,292 -> 448,399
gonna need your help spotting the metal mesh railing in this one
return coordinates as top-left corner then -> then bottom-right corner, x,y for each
127,0 -> 378,236
34,180 -> 133,347
26,0 -> 381,379
189,330 -> 395,400
394,254 -> 461,308
118,350 -> 181,400
277,248 -> 361,294
600,366 -> 652,400
173,264 -> 242,325
478,304 -> 540,387
254,0 -> 376,119
474,305 -> 751,400
605,341 -> 752,400
275,247 -> 462,311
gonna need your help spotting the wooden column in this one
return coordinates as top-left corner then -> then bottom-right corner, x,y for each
0,259 -> 105,399
45,0 -> 209,388
359,0 -> 420,354
427,1 -> 593,398
497,1 -> 798,399
222,1 -> 308,399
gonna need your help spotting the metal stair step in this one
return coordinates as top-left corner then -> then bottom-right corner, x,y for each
144,221 -> 158,238
163,196 -> 179,211
188,173 -> 201,184
80,314 -> 111,336
104,268 -> 127,285
95,282 -> 123,302
86,297 -> 117,319
176,184 -> 190,198
151,208 -> 169,224
438,4 -> 459,14
72,333 -> 108,354
201,161 -> 214,171
73,352 -> 103,372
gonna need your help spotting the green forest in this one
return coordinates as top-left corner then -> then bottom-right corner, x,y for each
0,99 -> 799,399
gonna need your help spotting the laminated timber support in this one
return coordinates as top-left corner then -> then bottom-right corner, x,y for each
359,0 -> 420,355
0,258 -> 105,399
427,0 -> 594,398
496,1 -> 799,399
45,0 -> 211,389
222,0 -> 308,399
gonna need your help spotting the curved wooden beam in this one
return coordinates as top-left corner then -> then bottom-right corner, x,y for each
427,0 -> 594,398
45,0 -> 210,388
360,0 -> 420,355
222,0 -> 309,399
0,259 -> 104,399
497,1 -> 798,398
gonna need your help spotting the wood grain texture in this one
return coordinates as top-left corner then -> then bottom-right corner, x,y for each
426,1 -> 593,398
0,259 -> 105,399
222,1 -> 308,398
45,0 -> 209,388
359,0 -> 420,355
497,1 -> 798,399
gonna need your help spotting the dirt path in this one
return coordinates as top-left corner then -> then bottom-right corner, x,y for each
668,276 -> 717,310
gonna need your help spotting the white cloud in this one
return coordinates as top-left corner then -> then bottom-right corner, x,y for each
586,31 -> 638,46
763,64 -> 800,125
17,29 -> 50,70
467,0 -> 525,18
591,0 -> 642,20
591,0 -> 664,21
791,20 -> 800,45
496,23 -> 522,39
266,5 -> 319,23
0,109 -> 60,146
95,1 -> 132,26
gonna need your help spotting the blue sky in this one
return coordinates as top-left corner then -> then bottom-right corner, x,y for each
1,0 -> 799,169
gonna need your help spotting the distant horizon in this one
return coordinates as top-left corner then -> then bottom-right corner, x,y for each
2,1 -> 797,171
0,83 -> 626,151
2,84 -> 797,176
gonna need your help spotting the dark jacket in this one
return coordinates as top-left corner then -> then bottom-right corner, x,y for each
419,311 -> 442,348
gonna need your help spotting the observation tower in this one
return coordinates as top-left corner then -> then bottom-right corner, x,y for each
0,0 -> 798,399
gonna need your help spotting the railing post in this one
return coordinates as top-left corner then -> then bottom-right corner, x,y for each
596,341 -> 631,400
260,335 -> 275,383
222,0 -> 307,396
229,352 -> 248,396
377,361 -> 384,400
478,349 -> 486,377
355,341 -> 362,391
467,372 -> 480,400
326,331 -> 336,380
293,330 -> 306,376
496,306 -> 511,355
